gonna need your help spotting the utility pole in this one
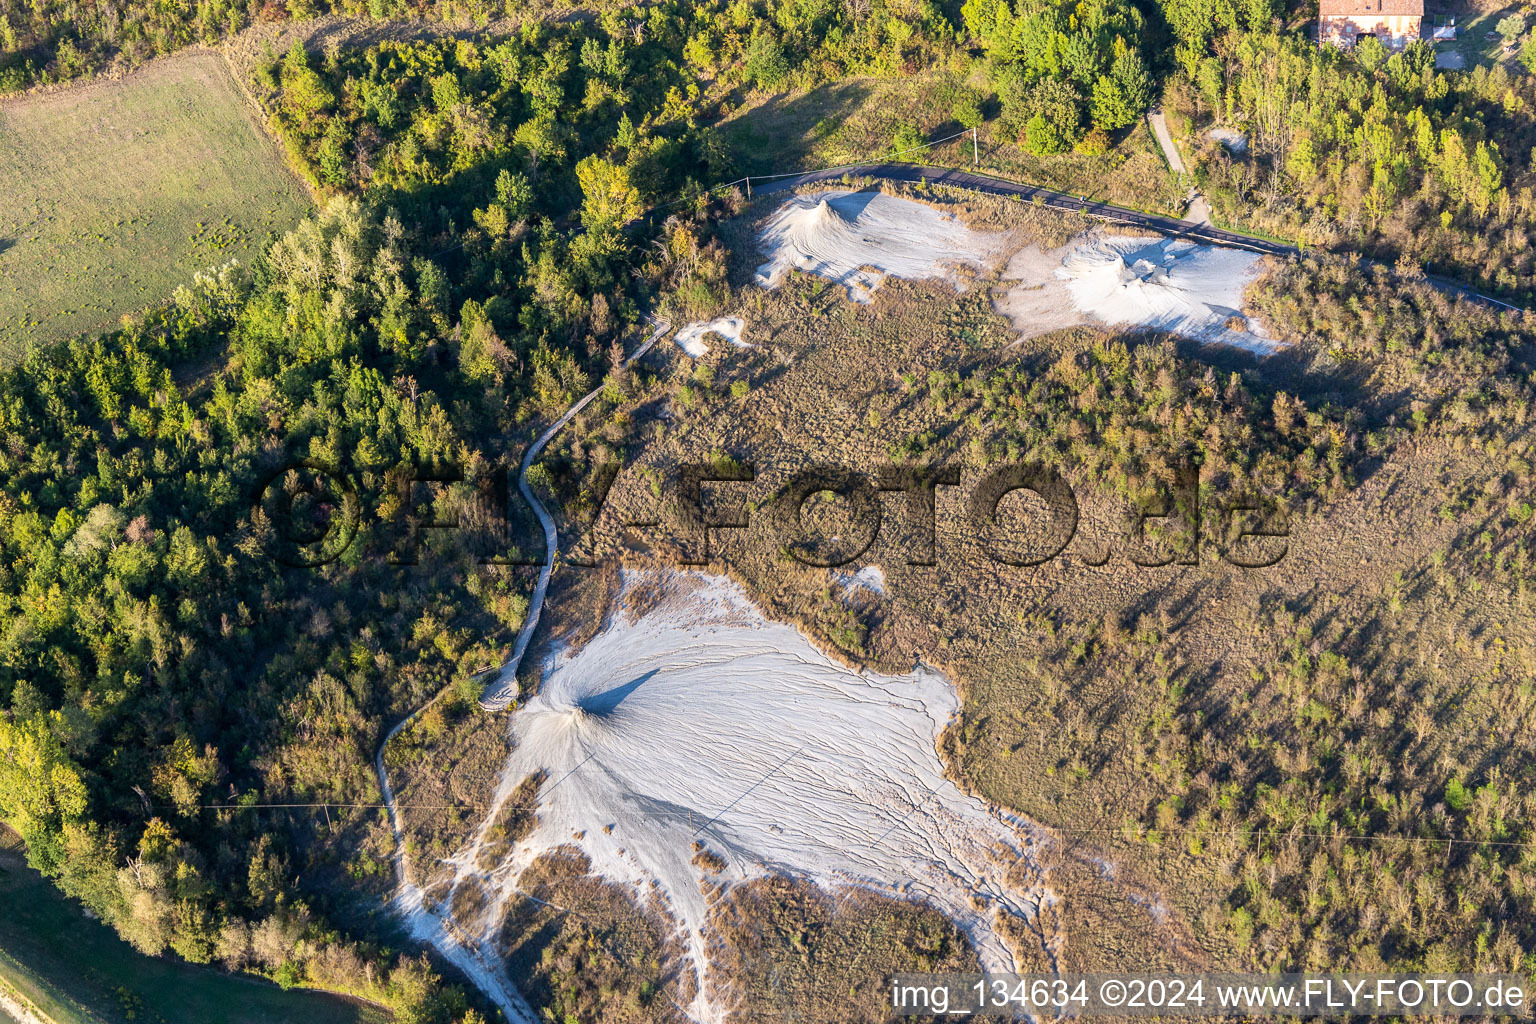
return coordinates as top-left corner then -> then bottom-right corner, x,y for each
973,126 -> 978,168
745,176 -> 751,198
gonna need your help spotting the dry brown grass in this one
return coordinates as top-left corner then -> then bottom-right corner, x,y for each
691,841 -> 729,875
474,769 -> 546,870
708,876 -> 979,1024
388,703 -> 507,886
497,848 -> 693,1024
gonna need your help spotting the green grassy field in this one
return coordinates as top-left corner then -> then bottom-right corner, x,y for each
0,50 -> 311,364
1425,0 -> 1521,70
0,833 -> 389,1024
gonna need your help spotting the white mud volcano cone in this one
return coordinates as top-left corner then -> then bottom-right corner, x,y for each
1058,235 -> 1273,353
1126,255 -> 1170,286
431,571 -> 1051,1024
755,189 -> 1004,302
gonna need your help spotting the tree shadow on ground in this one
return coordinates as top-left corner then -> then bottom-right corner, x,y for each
718,80 -> 875,176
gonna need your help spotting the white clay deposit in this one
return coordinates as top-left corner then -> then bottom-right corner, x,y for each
753,191 -> 1274,354
1058,236 -> 1273,353
755,189 -> 1006,303
675,316 -> 748,357
1206,126 -> 1249,153
833,564 -> 887,599
999,233 -> 1277,355
413,570 -> 1047,1024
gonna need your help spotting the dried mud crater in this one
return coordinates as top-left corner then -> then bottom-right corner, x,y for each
399,570 -> 1052,1024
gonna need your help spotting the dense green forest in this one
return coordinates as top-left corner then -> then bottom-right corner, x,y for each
0,4 -> 768,1011
0,0 -> 960,93
1168,37 -> 1536,297
0,203 -> 516,1022
963,0 -> 1169,152
0,15 -> 741,1014
252,28 -> 734,360
14,0 -> 1536,297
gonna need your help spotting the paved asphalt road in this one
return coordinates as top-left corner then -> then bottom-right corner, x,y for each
753,162 -> 1297,256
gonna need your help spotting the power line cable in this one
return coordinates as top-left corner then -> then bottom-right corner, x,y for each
200,800 -> 1536,849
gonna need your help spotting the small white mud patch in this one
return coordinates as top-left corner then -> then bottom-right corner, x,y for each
755,189 -> 1006,303
998,233 -> 1277,355
675,317 -> 748,357
832,564 -> 887,599
996,244 -> 1091,339
427,570 -> 1046,1024
393,883 -> 538,1024
1205,126 -> 1249,153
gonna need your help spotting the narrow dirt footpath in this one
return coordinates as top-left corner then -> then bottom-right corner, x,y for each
1147,110 -> 1212,226
478,314 -> 670,711
369,314 -> 669,1023
1147,111 -> 1187,176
